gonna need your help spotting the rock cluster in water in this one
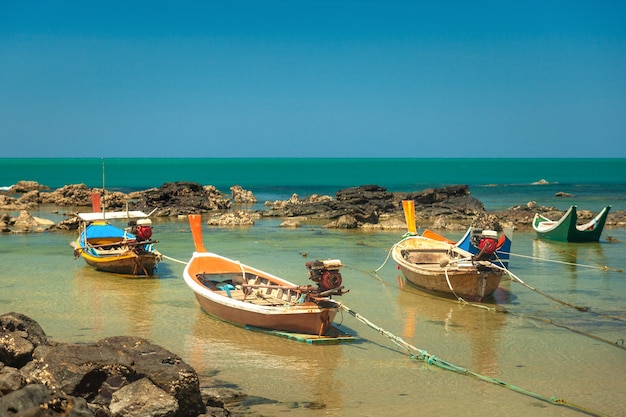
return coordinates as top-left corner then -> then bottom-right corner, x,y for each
1,180 -> 625,233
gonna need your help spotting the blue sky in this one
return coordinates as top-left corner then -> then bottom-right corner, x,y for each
1,1 -> 625,158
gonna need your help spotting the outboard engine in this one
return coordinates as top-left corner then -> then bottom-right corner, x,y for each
471,229 -> 499,260
306,259 -> 347,296
135,218 -> 153,241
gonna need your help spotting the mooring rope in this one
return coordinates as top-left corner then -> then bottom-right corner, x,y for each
160,254 -> 188,265
374,242 -> 396,273
357,264 -> 626,349
502,251 -> 623,273
490,263 -> 591,312
338,302 -> 613,417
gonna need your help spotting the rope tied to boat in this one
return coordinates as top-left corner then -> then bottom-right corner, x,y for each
499,250 -> 623,273
338,301 -> 613,417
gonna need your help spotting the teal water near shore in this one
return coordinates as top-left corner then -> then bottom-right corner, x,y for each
1,158 -> 626,416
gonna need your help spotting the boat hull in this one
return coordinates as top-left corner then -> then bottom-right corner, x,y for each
533,206 -> 610,242
184,251 -> 340,335
80,250 -> 160,276
397,264 -> 502,300
392,236 -> 504,300
192,293 -> 337,335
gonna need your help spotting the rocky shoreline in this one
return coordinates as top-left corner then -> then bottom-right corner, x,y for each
1,180 -> 625,234
0,312 -> 251,417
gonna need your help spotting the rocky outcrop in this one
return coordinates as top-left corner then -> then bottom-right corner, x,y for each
8,181 -> 50,194
206,210 -> 259,226
230,185 -> 256,204
264,185 -> 394,222
0,195 -> 34,212
0,312 -> 240,417
0,210 -> 56,233
39,184 -> 95,207
129,182 -> 233,217
262,184 -> 487,229
2,180 -> 626,232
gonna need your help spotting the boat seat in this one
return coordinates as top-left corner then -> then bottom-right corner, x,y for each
92,247 -> 128,256
402,249 -> 449,265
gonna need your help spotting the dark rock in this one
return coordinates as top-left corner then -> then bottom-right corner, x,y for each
264,184 -> 488,229
0,312 -> 233,416
0,365 -> 26,394
0,383 -> 93,417
23,336 -> 205,417
129,182 -> 232,217
109,377 -> 178,416
200,387 -> 246,407
0,312 -> 48,368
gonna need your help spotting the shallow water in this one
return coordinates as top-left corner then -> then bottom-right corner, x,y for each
1,216 -> 625,417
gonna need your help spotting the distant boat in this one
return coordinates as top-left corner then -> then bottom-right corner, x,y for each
71,210 -> 161,276
422,227 -> 513,268
393,200 -> 505,301
533,205 -> 610,242
183,214 -> 349,338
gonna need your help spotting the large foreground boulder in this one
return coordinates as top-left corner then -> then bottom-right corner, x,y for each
0,313 -> 210,417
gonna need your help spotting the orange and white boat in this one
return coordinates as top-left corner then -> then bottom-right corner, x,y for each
183,214 -> 348,336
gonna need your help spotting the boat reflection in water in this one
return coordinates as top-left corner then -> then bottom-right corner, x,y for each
396,281 -> 507,377
71,266 -> 161,342
185,309 -> 351,414
532,238 -> 607,284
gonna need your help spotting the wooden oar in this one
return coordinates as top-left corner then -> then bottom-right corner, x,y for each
188,214 -> 207,252
402,200 -> 417,235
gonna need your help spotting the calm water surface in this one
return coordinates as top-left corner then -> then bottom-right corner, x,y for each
1,216 -> 625,417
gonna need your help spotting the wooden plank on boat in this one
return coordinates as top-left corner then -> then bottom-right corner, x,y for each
245,325 -> 357,344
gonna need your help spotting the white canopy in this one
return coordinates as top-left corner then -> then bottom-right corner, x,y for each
77,211 -> 150,221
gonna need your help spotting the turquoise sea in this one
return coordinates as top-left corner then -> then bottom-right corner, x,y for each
1,158 -> 626,417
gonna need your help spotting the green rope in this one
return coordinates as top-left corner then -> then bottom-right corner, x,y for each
339,302 -> 614,417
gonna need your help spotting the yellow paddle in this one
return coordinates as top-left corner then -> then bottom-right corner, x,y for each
402,200 -> 417,235
188,214 -> 207,252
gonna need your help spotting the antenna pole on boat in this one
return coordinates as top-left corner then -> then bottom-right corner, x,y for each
101,157 -> 106,218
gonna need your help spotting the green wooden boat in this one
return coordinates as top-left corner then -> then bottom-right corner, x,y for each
532,205 -> 611,242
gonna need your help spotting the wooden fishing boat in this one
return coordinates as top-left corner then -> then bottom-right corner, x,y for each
71,210 -> 161,276
392,235 -> 505,300
394,200 -> 504,300
422,227 -> 513,268
532,205 -> 610,242
183,214 -> 348,336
